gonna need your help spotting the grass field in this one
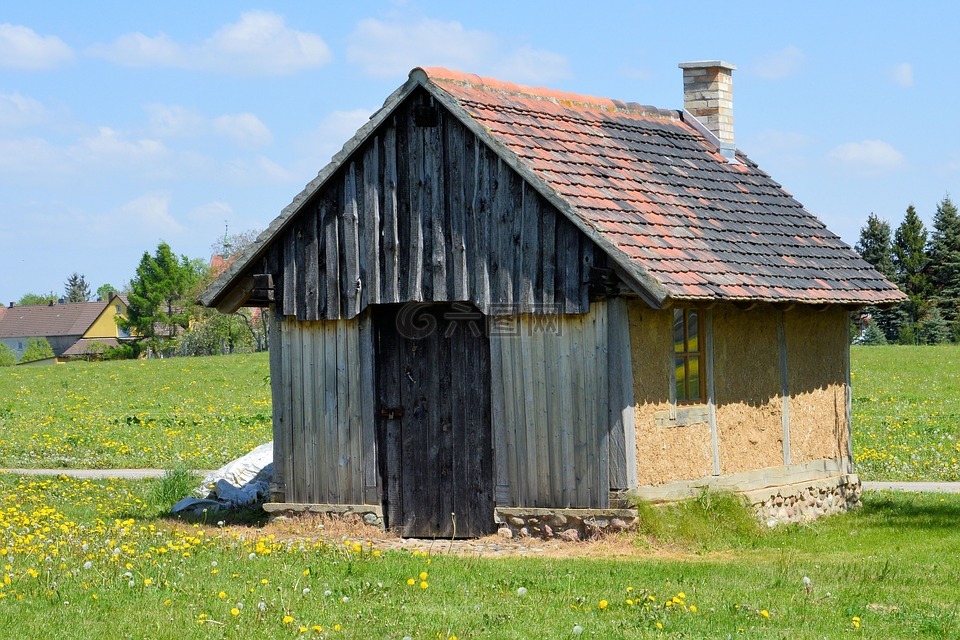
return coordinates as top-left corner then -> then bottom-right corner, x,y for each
0,473 -> 956,639
0,353 -> 272,469
851,345 -> 960,482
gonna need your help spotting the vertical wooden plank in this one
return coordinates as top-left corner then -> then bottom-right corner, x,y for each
557,317 -> 576,507
777,310 -> 791,466
300,322 -> 316,503
606,298 -> 637,490
282,229 -> 298,318
407,117 -> 425,302
322,320 -> 340,502
471,144 -> 490,312
491,158 -> 512,309
540,202 -> 556,310
435,308 -> 454,535
322,202 -> 341,320
594,303 -> 610,508
489,333 -> 511,505
358,311 -> 379,504
517,317 -> 539,505
287,321 -> 304,502
497,327 -> 521,504
376,308 -> 403,529
557,219 -> 581,314
335,320 -> 351,502
706,309 -> 720,475
579,237 -> 594,313
448,120 -> 469,301
519,184 -> 539,313
345,318 -> 364,503
844,320 -> 853,473
312,320 -> 326,502
304,208 -> 320,321
343,164 -> 362,319
268,309 -> 286,501
427,116 -> 447,301
363,141 -> 381,306
530,319 -> 550,505
541,317 -> 563,506
569,314 -> 589,506
382,127 -> 400,303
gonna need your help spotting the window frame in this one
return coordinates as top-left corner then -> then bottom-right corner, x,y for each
673,308 -> 707,405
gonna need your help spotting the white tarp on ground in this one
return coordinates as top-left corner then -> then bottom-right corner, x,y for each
171,442 -> 274,514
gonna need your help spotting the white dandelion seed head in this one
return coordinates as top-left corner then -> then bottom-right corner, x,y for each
248,553 -> 257,560
83,561 -> 93,570
128,580 -> 135,587
517,587 -> 528,596
302,588 -> 311,595
802,576 -> 811,585
324,590 -> 332,597
211,561 -> 218,567
341,596 -> 349,603
257,601 -> 267,611
573,625 -> 584,635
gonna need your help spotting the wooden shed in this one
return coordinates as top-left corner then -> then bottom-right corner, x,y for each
202,62 -> 905,537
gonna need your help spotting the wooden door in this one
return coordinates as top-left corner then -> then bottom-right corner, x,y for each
374,303 -> 494,538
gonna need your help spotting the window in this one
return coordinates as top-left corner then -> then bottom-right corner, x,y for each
673,309 -> 705,404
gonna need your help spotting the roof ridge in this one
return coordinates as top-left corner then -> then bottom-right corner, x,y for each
417,67 -> 679,121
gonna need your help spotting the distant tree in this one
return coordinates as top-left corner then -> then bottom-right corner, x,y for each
892,205 -> 932,342
118,242 -> 205,350
855,213 -> 902,342
0,342 -> 15,366
210,228 -> 261,260
20,337 -> 54,363
855,213 -> 895,278
96,284 -> 118,301
854,321 -> 888,346
64,272 -> 90,303
928,195 -> 960,338
918,307 -> 952,345
17,292 -> 58,306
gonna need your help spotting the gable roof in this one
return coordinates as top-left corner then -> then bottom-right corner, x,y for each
0,300 -> 109,339
202,67 -> 905,310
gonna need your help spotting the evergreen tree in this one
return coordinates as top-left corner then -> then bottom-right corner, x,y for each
855,213 -> 902,341
918,307 -> 952,344
64,272 -> 90,303
892,205 -> 931,341
855,213 -> 894,278
118,242 -> 205,350
928,195 -> 960,337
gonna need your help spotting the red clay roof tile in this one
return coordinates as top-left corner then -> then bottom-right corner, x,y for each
422,67 -> 905,305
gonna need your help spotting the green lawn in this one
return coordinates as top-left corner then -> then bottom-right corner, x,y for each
851,345 -> 960,481
0,473 -> 956,639
0,353 -> 272,469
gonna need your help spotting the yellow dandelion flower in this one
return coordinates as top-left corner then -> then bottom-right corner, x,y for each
230,608 -> 240,616
407,578 -> 415,586
218,591 -> 227,599
312,626 -> 323,633
333,624 -> 341,631
283,615 -> 294,624
303,569 -> 310,576
419,571 -> 428,580
420,581 -> 429,589
690,605 -> 697,612
760,609 -> 770,619
598,599 -> 608,610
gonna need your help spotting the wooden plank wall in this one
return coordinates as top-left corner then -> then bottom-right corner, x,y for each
265,87 -> 595,321
272,314 -> 378,505
489,300 -> 636,509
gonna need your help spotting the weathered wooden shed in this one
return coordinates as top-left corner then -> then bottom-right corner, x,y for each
202,62 -> 905,537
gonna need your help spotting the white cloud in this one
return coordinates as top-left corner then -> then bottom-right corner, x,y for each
77,127 -> 167,164
752,45 -> 805,80
189,200 -> 234,224
0,23 -> 73,69
0,92 -> 48,130
113,193 -> 185,235
828,140 -> 906,173
346,18 -> 568,83
145,104 -> 273,148
891,62 -> 914,88
213,113 -> 273,148
88,11 -> 331,76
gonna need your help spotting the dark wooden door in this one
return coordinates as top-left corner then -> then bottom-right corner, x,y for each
374,303 -> 494,538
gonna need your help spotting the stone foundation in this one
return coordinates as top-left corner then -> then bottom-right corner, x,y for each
747,473 -> 862,527
493,507 -> 638,541
262,502 -> 384,528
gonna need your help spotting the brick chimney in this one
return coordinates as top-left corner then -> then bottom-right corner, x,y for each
678,61 -> 736,160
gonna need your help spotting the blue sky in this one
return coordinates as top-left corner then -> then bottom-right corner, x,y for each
1,1 -> 956,304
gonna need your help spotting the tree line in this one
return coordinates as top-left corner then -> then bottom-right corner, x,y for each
855,195 -> 960,345
3,230 -> 265,364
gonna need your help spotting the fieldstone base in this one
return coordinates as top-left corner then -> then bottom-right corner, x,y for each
262,502 -> 384,528
748,474 -> 862,527
494,507 -> 638,541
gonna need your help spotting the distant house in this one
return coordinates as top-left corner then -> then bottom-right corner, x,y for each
202,62 -> 904,538
0,293 -> 132,362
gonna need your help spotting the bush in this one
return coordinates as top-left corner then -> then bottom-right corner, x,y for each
0,342 -> 15,367
148,465 -> 200,513
21,337 -> 54,363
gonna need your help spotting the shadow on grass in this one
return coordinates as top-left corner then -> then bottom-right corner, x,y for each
856,491 -> 960,532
